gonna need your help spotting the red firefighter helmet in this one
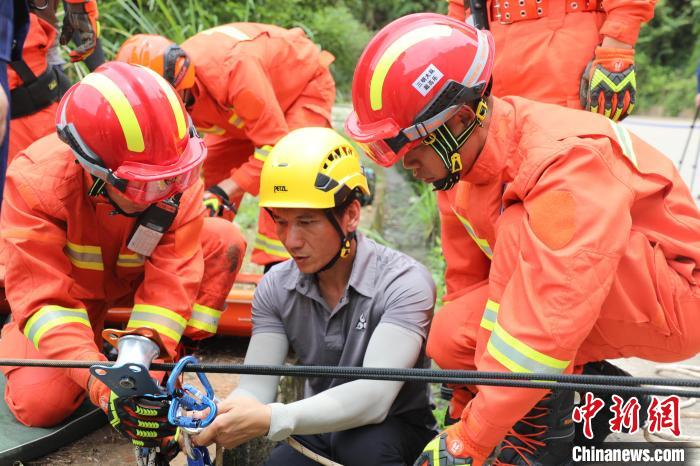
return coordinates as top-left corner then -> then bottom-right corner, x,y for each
56,61 -> 206,204
345,13 -> 494,167
115,34 -> 195,91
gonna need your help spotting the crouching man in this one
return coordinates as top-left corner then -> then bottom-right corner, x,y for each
194,127 -> 438,465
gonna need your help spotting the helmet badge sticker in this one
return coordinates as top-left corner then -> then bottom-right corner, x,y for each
412,64 -> 444,97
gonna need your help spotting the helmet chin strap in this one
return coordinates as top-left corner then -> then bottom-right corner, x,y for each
317,209 -> 356,273
88,177 -> 142,217
424,99 -> 488,191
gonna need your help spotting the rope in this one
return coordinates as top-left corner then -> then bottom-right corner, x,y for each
286,437 -> 343,466
2,359 -> 700,397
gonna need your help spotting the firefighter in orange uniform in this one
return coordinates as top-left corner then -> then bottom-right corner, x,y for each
439,0 -> 656,307
0,63 -> 246,447
9,0 -> 99,162
116,25 -> 336,268
438,0 -> 655,427
346,14 -> 700,465
7,13 -> 58,163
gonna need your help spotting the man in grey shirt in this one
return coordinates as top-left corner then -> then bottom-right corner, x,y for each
194,127 -> 437,465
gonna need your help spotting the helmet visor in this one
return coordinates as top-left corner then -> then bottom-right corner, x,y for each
122,163 -> 201,204
358,138 -> 422,168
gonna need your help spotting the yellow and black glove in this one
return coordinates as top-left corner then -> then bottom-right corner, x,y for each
203,185 -> 236,221
414,422 -> 490,466
107,391 -> 177,448
61,0 -> 100,63
580,47 -> 636,122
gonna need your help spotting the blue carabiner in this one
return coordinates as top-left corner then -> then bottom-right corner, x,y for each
166,355 -> 217,430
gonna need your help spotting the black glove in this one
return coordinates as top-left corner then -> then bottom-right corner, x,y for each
203,185 -> 236,220
107,392 -> 177,448
60,0 -> 99,63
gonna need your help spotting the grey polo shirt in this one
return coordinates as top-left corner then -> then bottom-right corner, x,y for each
252,233 -> 435,419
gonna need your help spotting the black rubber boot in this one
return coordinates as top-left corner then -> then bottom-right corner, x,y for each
574,360 -> 651,446
494,390 -> 575,466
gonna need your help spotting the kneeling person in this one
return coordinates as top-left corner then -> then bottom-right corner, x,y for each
0,63 -> 246,448
194,127 -> 437,465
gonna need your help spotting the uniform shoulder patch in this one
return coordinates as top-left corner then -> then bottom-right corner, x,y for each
233,89 -> 265,121
527,190 -> 576,250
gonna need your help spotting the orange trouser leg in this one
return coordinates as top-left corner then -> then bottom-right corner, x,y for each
201,137 -> 252,189
428,281 -> 490,417
184,217 -> 247,340
8,102 -> 59,164
0,322 -> 85,427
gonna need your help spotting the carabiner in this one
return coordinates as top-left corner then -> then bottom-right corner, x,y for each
166,355 -> 217,430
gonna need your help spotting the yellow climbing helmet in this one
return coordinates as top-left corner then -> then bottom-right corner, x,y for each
259,127 -> 370,209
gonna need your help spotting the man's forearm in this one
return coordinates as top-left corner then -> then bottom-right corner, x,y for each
228,332 -> 288,404
267,323 -> 423,440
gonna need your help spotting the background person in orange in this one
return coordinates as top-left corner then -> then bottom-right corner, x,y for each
0,63 -> 245,445
345,13 -> 700,465
446,0 -> 655,118
8,0 -> 100,163
116,24 -> 336,269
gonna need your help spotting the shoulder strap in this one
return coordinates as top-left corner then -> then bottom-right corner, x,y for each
9,59 -> 37,84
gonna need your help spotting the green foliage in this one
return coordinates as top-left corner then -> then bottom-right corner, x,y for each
298,5 -> 373,99
235,195 -> 260,233
97,0 -> 219,55
344,0 -> 447,29
634,0 -> 700,116
408,181 -> 440,244
406,180 -> 446,304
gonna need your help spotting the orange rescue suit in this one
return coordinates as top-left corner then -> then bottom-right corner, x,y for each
0,134 -> 246,427
181,23 -> 336,266
441,0 -> 656,300
447,0 -> 655,108
427,96 -> 700,453
8,13 -> 59,162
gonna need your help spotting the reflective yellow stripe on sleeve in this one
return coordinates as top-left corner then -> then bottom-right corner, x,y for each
201,25 -> 251,41
253,145 -> 273,162
254,233 -> 291,259
487,322 -> 570,374
452,209 -> 493,259
24,305 -> 91,349
608,120 -> 638,168
187,303 -> 222,334
117,253 -> 145,268
127,304 -> 187,343
65,242 -> 104,271
479,299 -> 499,331
196,125 -> 225,135
228,112 -> 245,129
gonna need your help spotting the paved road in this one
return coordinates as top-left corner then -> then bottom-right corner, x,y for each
623,115 -> 700,199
